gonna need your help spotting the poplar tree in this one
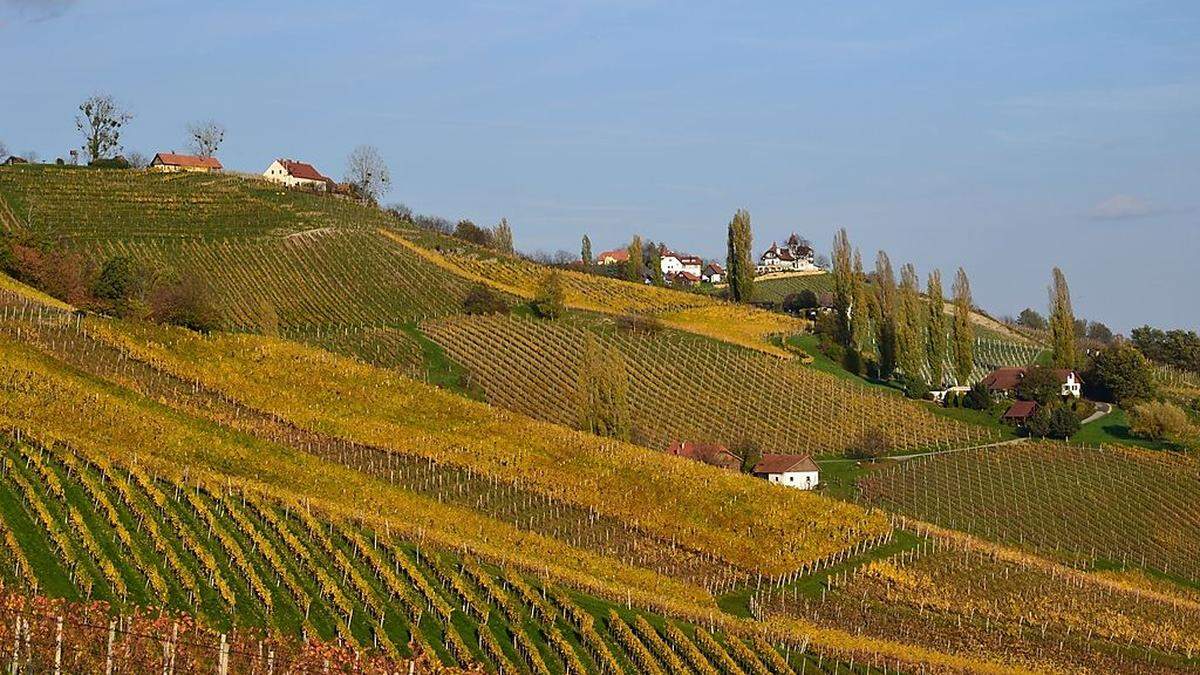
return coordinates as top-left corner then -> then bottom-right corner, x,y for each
1049,267 -> 1077,369
576,336 -> 630,440
926,270 -> 947,388
874,252 -> 899,378
952,267 -> 975,385
726,209 -> 754,303
851,250 -> 870,356
832,229 -> 854,345
624,235 -> 642,282
648,244 -> 664,286
491,218 -> 514,254
898,263 -> 925,379
581,235 -> 593,271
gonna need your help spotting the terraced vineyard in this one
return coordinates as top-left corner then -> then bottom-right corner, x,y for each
759,533 -> 1200,673
0,164 -> 393,238
86,228 -> 476,330
424,314 -> 994,455
0,432 -> 849,673
859,442 -> 1200,581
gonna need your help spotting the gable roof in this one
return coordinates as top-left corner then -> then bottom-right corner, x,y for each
597,248 -> 629,262
672,270 -> 701,283
152,153 -> 222,170
982,367 -> 1081,391
753,454 -> 819,474
278,159 -> 327,181
667,441 -> 741,470
1002,400 -> 1039,420
704,262 -> 724,274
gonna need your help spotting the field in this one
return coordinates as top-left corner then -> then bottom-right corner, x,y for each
0,431 -> 852,674
87,229 -> 477,330
423,313 -> 995,456
758,531 -> 1200,673
753,272 -> 835,305
859,442 -> 1200,582
387,229 -> 808,357
0,164 -> 394,238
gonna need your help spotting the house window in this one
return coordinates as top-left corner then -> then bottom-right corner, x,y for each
789,476 -> 794,482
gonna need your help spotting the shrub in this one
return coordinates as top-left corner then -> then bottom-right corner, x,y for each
901,375 -> 929,400
1026,404 -> 1080,440
963,381 -> 992,410
615,314 -> 663,334
845,427 -> 890,461
92,255 -> 148,317
461,283 -> 510,315
532,271 -> 566,319
1129,401 -> 1193,442
1016,366 -> 1063,405
151,274 -> 219,332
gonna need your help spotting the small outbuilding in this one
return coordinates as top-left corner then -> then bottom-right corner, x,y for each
667,441 -> 742,472
150,152 -> 223,172
752,454 -> 820,490
1001,400 -> 1039,425
2,156 -> 28,166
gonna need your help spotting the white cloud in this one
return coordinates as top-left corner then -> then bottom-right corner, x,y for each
1088,194 -> 1162,221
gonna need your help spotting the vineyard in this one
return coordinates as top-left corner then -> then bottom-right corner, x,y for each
387,229 -> 807,357
859,442 -> 1200,582
0,431 -> 856,674
423,313 -> 994,455
0,164 -> 394,239
754,273 -> 835,305
757,526 -> 1200,673
84,228 -> 477,330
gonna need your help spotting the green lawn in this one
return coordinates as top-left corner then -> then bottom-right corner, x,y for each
1072,407 -> 1178,451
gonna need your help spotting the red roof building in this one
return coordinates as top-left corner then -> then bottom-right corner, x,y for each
597,248 -> 630,265
263,158 -> 332,190
150,152 -> 223,172
752,454 -> 821,489
981,367 -> 1083,398
667,441 -> 742,471
1001,400 -> 1039,424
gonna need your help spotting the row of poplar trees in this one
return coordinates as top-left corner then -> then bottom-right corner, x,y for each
829,229 -> 975,387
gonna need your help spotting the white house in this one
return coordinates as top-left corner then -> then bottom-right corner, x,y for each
981,367 -> 1083,399
658,248 -> 703,278
1062,371 -> 1083,398
755,234 -> 820,275
659,252 -> 683,276
702,262 -> 724,284
262,159 -> 331,191
752,454 -> 820,490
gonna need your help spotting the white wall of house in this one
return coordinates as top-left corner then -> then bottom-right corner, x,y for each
660,255 -> 683,275
680,260 -> 703,277
262,160 -> 327,190
1062,372 -> 1082,398
765,470 -> 819,490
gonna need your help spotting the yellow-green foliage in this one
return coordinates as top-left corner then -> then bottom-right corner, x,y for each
85,320 -> 890,576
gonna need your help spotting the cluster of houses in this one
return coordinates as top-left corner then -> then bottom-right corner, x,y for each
667,441 -> 821,490
593,232 -> 823,288
147,152 -> 343,192
595,246 -> 725,286
932,366 -> 1084,425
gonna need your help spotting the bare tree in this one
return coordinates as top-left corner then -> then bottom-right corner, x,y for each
76,94 -> 132,162
344,144 -> 391,203
0,139 -> 7,159
186,121 -> 226,158
127,151 -> 149,169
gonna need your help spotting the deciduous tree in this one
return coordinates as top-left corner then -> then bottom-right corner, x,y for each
1085,342 -> 1155,405
624,235 -> 643,282
580,235 -> 593,271
873,252 -> 899,378
952,267 -> 974,385
344,144 -> 391,203
897,263 -> 925,379
926,270 -> 947,388
533,271 -> 566,319
831,228 -> 854,344
1049,267 -> 1076,369
76,94 -> 132,162
491,218 -> 514,254
1017,308 -> 1047,330
186,120 -> 226,158
576,336 -> 630,440
725,209 -> 754,303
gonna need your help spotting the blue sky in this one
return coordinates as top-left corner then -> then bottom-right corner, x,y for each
2,1 -> 1197,332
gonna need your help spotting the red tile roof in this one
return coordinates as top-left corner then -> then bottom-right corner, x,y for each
982,367 -> 1081,392
279,159 -> 327,181
667,441 -> 741,471
151,153 -> 222,170
598,248 -> 630,262
704,262 -> 724,274
673,270 -> 701,283
1002,400 -> 1039,421
753,454 -> 819,475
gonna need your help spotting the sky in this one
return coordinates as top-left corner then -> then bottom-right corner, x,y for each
1,1 -> 1197,333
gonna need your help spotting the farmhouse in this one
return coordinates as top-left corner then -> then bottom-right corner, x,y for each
596,248 -> 629,265
150,152 -> 222,172
658,248 -> 703,278
702,262 -> 724,284
262,159 -> 333,191
667,270 -> 701,287
755,233 -> 819,275
667,441 -> 742,471
981,367 -> 1083,399
752,454 -> 820,490
3,156 -> 28,166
